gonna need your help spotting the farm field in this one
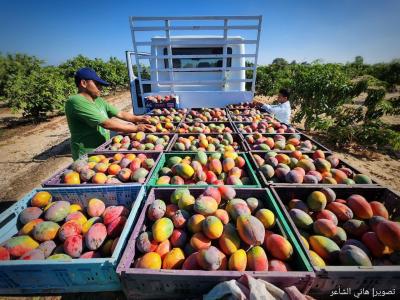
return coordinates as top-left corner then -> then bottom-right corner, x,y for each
0,91 -> 399,213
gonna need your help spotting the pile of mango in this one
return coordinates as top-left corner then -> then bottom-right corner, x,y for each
134,186 -> 295,271
285,188 -> 400,267
227,102 -> 257,109
245,133 -> 321,152
172,133 -> 242,152
236,121 -> 296,134
185,108 -> 229,122
155,152 -> 251,186
177,122 -> 234,134
0,192 -> 127,261
149,108 -> 188,115
253,150 -> 373,184
61,153 -> 156,185
147,115 -> 183,124
108,133 -> 171,151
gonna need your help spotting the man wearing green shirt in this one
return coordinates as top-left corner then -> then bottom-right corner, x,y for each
65,67 -> 156,160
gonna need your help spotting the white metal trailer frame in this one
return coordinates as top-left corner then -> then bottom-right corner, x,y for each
127,15 -> 262,114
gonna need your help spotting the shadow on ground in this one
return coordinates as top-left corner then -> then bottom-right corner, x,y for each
33,138 -> 71,161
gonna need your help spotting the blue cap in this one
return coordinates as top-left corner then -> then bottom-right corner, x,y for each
74,67 -> 110,86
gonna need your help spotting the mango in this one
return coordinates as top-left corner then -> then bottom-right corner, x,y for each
19,218 -> 44,236
136,252 -> 162,269
202,216 -> 223,239
170,188 -> 190,205
103,206 -> 129,225
162,248 -> 185,269
268,259 -> 289,271
326,202 -> 353,222
353,174 -> 372,184
376,221 -> 400,250
237,215 -> 265,246
339,245 -> 372,266
229,249 -> 247,271
226,198 -> 251,221
309,235 -> 340,263
80,251 -> 101,259
288,199 -> 309,213
19,207 -> 43,225
197,246 -> 222,270
343,239 -> 371,257
320,187 -> 336,203
285,170 -> 304,183
65,211 -> 87,226
171,209 -> 190,229
44,201 -> 70,222
136,231 -> 158,253
332,227 -> 347,245
246,197 -> 261,213
147,199 -> 166,221
307,191 -> 327,212
289,209 -> 313,230
370,201 -> 389,219
256,209 -> 275,229
313,219 -> 337,238
309,250 -> 326,267
314,209 -> 338,226
362,232 -> 388,258
156,176 -> 171,184
131,168 -> 149,183
165,204 -> 179,218
69,203 -> 83,213
152,217 -> 174,242
107,216 -> 126,238
187,214 -> 205,233
31,191 -> 52,208
266,234 -> 293,261
369,215 -> 387,232
33,221 -> 60,242
213,209 -> 230,225
156,239 -> 171,259
347,194 -> 373,219
182,252 -> 201,270
194,196 -> 218,216
85,223 -> 107,250
87,198 -> 106,217
195,151 -> 208,166
82,217 -> 102,235
3,236 -> 39,257
0,246 -> 10,260
170,229 -> 187,248
343,219 -> 369,238
47,254 -> 72,261
19,249 -> 45,260
64,235 -> 83,258
247,246 -> 268,271
38,240 -> 57,258
202,187 -> 222,205
218,185 -> 236,201
58,220 -> 82,241
190,232 -> 211,250
218,223 -> 241,256
178,194 -> 195,212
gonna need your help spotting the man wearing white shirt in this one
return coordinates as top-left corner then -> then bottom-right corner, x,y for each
257,88 -> 292,124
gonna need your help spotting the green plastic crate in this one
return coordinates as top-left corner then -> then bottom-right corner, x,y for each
147,152 -> 261,188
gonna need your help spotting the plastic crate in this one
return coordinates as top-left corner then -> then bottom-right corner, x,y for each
270,186 -> 400,295
116,188 -> 314,299
42,151 -> 161,187
0,185 -> 146,294
169,133 -> 247,152
147,152 -> 261,188
249,151 -> 380,187
177,121 -> 237,134
242,133 -> 332,152
93,134 -> 176,153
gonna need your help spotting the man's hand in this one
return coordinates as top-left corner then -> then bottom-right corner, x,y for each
137,124 -> 156,132
134,115 -> 151,124
252,101 -> 264,108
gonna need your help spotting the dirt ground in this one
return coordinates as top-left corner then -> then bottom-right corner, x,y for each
0,91 -> 399,213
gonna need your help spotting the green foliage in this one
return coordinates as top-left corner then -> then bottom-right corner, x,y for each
4,66 -> 74,120
0,53 -> 129,121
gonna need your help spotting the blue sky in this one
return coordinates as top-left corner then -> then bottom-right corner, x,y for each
0,0 -> 399,65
